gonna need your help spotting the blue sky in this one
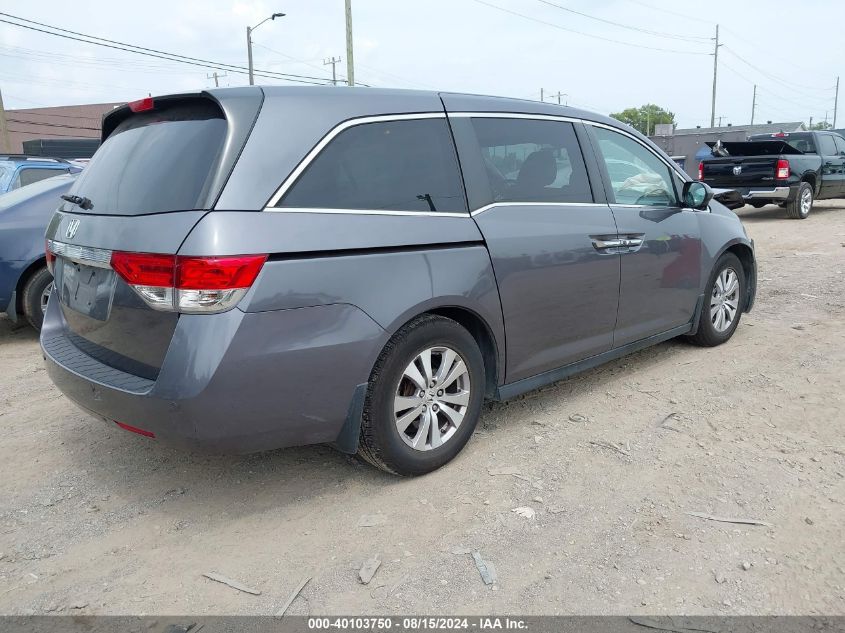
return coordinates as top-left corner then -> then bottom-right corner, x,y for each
0,0 -> 841,128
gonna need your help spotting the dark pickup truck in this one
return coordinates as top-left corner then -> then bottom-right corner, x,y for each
699,131 -> 845,218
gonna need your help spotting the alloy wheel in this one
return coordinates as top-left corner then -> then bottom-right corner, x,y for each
40,282 -> 54,317
800,187 -> 813,216
394,346 -> 471,451
710,267 -> 739,333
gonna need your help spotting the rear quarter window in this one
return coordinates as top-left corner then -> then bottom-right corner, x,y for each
278,118 -> 467,213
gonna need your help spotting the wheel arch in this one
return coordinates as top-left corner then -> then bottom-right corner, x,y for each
13,256 -> 49,315
427,305 -> 500,398
378,299 -> 504,399
800,171 -> 818,195
715,240 -> 756,313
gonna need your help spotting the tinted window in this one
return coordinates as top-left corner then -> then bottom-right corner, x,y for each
751,133 -> 816,153
70,101 -> 227,215
280,119 -> 466,213
593,127 -> 679,207
835,136 -> 845,155
818,134 -> 838,156
469,118 -> 592,203
16,168 -> 68,189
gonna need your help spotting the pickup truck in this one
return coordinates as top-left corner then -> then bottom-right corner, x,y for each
699,130 -> 845,219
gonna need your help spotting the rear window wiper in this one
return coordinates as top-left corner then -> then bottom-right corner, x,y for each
60,194 -> 93,210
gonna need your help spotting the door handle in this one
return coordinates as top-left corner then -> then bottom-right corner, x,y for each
592,238 -> 625,249
591,237 -> 644,250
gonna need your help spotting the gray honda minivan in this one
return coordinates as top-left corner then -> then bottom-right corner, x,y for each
42,86 -> 756,475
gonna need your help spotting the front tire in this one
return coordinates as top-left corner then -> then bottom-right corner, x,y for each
785,182 -> 813,219
686,253 -> 745,347
358,314 -> 485,476
21,266 -> 53,331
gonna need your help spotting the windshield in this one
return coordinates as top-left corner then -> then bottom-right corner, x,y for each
0,173 -> 76,212
69,101 -> 227,215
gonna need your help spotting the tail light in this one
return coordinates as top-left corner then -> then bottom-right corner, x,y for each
110,252 -> 267,314
698,161 -> 704,180
776,159 -> 790,179
127,97 -> 154,113
45,239 -> 56,274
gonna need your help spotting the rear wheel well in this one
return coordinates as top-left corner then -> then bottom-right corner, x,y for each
724,244 -> 754,311
801,173 -> 817,193
14,257 -> 48,315
427,307 -> 499,398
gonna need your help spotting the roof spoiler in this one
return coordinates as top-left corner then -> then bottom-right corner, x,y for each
101,91 -> 218,141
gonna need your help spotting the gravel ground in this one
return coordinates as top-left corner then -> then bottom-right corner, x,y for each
0,201 -> 843,616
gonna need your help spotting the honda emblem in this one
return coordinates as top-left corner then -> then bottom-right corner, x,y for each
66,218 -> 80,239
732,165 -> 742,176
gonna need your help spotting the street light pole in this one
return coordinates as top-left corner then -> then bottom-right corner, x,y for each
247,26 -> 254,85
247,12 -> 285,86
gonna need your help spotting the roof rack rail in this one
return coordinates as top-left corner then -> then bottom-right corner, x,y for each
0,154 -> 71,163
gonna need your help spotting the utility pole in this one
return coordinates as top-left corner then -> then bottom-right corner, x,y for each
0,88 -> 11,153
834,76 -> 840,128
809,116 -> 813,129
540,88 -> 544,102
323,57 -> 342,86
207,71 -> 226,87
710,24 -> 720,128
550,91 -> 567,105
345,0 -> 355,86
750,84 -> 756,125
247,26 -> 254,86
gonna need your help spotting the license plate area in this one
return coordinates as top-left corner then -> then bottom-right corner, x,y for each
56,257 -> 117,321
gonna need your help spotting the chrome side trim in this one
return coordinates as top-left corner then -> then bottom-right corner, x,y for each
47,240 -> 112,269
447,111 -> 581,124
743,187 -> 790,200
262,206 -> 469,218
470,201 -> 608,217
265,112 -> 448,208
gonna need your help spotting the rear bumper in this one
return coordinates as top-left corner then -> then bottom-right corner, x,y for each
41,294 -> 387,453
740,186 -> 792,201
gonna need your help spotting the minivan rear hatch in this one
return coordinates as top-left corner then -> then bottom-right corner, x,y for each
46,89 -> 262,380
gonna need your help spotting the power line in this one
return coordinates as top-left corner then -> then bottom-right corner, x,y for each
470,0 -> 709,55
3,109 -> 101,121
6,118 -> 100,131
720,62 -> 834,121
1,12 -> 330,82
532,0 -> 711,42
6,127 -> 97,138
0,13 -> 329,85
625,0 -> 709,24
722,46 -> 834,93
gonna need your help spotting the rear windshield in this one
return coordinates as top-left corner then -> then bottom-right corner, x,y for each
69,101 -> 227,215
749,132 -> 815,153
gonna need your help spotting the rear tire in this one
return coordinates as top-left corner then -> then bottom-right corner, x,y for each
686,253 -> 745,347
358,314 -> 485,476
785,182 -> 813,219
21,266 -> 53,331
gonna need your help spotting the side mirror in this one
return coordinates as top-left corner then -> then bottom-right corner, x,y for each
682,181 -> 714,210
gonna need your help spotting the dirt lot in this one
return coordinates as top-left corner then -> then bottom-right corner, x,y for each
1,201 -> 843,616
